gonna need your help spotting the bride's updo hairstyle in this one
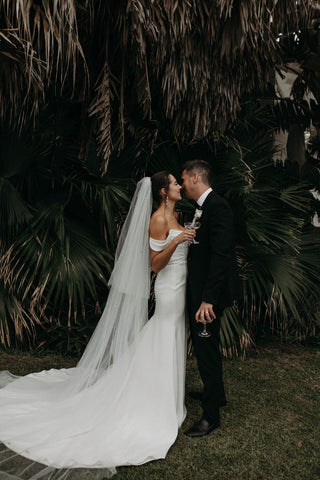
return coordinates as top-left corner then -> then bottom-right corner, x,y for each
151,171 -> 170,204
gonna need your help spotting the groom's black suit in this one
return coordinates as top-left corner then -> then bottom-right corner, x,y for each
187,190 -> 241,422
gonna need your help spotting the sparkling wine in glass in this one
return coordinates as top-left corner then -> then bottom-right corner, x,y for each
184,221 -> 201,244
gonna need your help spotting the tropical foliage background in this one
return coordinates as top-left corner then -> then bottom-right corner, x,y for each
0,0 -> 319,355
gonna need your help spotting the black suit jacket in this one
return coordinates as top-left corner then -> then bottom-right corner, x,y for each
187,191 -> 242,313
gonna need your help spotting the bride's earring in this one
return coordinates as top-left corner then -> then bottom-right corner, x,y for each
165,195 -> 168,206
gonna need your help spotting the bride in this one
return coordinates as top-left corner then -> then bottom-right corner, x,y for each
0,172 -> 195,479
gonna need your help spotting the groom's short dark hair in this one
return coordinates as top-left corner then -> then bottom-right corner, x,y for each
182,159 -> 212,186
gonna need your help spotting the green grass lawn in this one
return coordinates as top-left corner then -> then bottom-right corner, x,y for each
0,342 -> 319,480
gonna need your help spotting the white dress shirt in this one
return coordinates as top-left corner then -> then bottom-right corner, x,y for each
196,187 -> 213,207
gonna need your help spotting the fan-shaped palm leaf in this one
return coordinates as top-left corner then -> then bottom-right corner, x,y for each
215,103 -> 320,344
0,280 -> 40,347
2,205 -> 112,327
0,178 -> 32,246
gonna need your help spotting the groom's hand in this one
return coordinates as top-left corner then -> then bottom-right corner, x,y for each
195,302 -> 216,324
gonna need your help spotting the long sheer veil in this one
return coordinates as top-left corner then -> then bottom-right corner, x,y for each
71,176 -> 153,392
0,177 -> 153,478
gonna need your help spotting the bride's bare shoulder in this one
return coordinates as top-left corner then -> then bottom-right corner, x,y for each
149,212 -> 168,240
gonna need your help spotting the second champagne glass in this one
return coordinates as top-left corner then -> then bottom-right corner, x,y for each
198,322 -> 211,338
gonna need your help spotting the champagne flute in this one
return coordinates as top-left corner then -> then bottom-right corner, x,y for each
198,321 -> 211,338
184,221 -> 201,244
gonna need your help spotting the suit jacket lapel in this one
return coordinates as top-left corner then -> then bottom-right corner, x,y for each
201,190 -> 215,210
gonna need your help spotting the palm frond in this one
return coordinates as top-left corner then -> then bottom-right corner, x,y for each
77,175 -> 132,253
0,280 -> 41,347
0,0 -> 88,128
220,305 -> 252,357
0,0 -> 315,167
89,65 -> 113,173
0,178 -> 32,245
216,103 -> 320,344
1,205 -> 112,326
0,29 -> 44,129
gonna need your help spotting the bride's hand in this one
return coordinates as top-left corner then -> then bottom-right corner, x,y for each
175,229 -> 196,244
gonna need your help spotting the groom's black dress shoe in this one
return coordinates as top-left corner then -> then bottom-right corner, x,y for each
188,391 -> 227,407
184,416 -> 220,437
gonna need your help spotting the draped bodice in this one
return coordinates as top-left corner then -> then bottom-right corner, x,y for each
149,229 -> 188,266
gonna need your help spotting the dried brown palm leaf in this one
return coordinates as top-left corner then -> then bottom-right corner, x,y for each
89,63 -> 113,174
1,0 -> 88,106
0,29 -> 44,130
0,0 -> 315,172
0,280 -> 41,347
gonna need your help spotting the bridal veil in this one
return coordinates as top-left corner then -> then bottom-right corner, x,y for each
0,177 -> 153,479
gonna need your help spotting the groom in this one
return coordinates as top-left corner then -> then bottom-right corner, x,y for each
181,159 -> 241,437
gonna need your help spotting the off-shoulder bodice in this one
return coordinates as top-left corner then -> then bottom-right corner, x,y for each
149,229 -> 188,266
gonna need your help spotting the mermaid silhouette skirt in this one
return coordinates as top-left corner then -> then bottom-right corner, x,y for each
0,230 -> 188,473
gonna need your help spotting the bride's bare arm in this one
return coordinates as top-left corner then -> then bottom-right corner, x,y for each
149,217 -> 195,273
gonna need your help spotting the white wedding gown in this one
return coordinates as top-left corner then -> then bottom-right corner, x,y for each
0,230 -> 188,478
